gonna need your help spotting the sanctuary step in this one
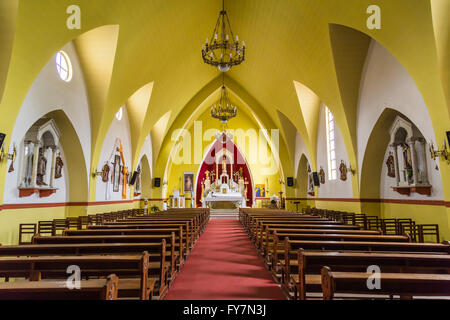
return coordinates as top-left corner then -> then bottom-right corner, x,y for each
210,209 -> 239,220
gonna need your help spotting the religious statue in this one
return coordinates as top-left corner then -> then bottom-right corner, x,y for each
319,167 -> 325,184
36,148 -> 47,186
54,153 -> 64,179
244,184 -> 248,201
7,146 -> 16,173
402,143 -> 413,181
222,155 -> 227,172
210,170 -> 215,184
339,160 -> 347,181
201,179 -> 205,197
386,152 -> 396,178
101,163 -> 110,183
135,166 -> 141,192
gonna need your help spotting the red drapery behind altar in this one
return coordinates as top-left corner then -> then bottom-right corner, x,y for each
196,136 -> 253,207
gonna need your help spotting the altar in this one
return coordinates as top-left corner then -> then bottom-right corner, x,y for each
203,190 -> 246,209
200,137 -> 249,208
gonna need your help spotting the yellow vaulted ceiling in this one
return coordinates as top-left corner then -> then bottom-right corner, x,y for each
0,0 -> 448,202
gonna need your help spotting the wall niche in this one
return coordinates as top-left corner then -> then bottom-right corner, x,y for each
18,118 -> 62,198
388,116 -> 431,196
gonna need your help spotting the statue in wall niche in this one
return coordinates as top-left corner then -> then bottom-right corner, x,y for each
401,143 -> 413,181
8,146 -> 16,173
101,163 -> 110,183
319,167 -> 325,184
244,183 -> 248,201
54,153 -> 64,179
222,155 -> 227,172
36,148 -> 48,186
386,152 -> 396,178
339,160 -> 347,181
135,166 -> 141,192
201,179 -> 205,197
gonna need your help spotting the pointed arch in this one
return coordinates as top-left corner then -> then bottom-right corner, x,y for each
195,137 -> 254,207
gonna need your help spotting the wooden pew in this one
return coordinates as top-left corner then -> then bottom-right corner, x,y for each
280,238 -> 450,298
321,267 -> 450,300
87,223 -> 192,256
32,233 -> 176,293
103,219 -> 199,244
293,250 -> 450,300
0,241 -> 168,299
270,232 -> 411,278
88,222 -> 192,253
247,218 -> 345,241
64,227 -> 186,265
259,226 -> 379,256
0,252 -> 153,300
0,274 -> 119,300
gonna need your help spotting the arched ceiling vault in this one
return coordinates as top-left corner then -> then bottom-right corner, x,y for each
0,0 -> 448,202
153,74 -> 293,183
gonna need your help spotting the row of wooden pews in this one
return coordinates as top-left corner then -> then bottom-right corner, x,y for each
240,208 -> 450,300
0,208 -> 209,300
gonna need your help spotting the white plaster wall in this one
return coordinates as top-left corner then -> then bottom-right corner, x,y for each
294,131 -> 309,178
134,134 -> 153,199
138,134 -> 153,179
357,39 -> 443,200
95,106 -> 133,201
3,42 -> 91,204
316,103 -> 353,198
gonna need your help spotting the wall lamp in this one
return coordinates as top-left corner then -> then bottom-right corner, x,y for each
430,136 -> 449,164
0,146 -> 16,163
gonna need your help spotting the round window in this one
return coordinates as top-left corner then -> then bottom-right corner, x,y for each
55,51 -> 73,82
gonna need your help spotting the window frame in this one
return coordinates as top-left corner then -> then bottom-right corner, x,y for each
55,51 -> 73,82
325,107 -> 337,181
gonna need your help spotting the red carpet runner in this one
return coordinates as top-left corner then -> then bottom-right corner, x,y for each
165,219 -> 285,300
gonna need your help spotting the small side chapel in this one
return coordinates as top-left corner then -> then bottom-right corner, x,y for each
18,118 -> 64,198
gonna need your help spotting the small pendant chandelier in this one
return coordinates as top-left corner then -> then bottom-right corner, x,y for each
210,75 -> 238,123
202,0 -> 245,72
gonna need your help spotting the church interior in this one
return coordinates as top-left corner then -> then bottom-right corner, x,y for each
0,0 -> 449,301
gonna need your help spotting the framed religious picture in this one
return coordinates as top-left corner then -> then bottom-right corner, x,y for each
113,155 -> 120,192
255,184 -> 266,198
183,172 -> 194,194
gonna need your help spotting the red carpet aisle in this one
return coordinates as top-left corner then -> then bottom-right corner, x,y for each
165,219 -> 285,300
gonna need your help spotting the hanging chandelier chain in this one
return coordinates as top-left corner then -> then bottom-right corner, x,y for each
202,0 -> 245,72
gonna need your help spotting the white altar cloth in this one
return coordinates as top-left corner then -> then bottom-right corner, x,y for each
202,191 -> 246,208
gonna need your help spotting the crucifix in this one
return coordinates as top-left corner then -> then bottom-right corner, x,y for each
117,141 -> 128,200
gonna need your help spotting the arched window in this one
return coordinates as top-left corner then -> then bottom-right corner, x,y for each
325,107 -> 337,180
55,51 -> 73,82
115,107 -> 123,121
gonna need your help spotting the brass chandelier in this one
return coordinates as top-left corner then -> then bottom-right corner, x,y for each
202,0 -> 245,72
210,75 -> 237,123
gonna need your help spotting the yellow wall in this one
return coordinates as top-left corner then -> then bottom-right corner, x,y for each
381,202 -> 449,242
0,201 -> 139,246
0,206 -> 66,245
315,200 -> 362,214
